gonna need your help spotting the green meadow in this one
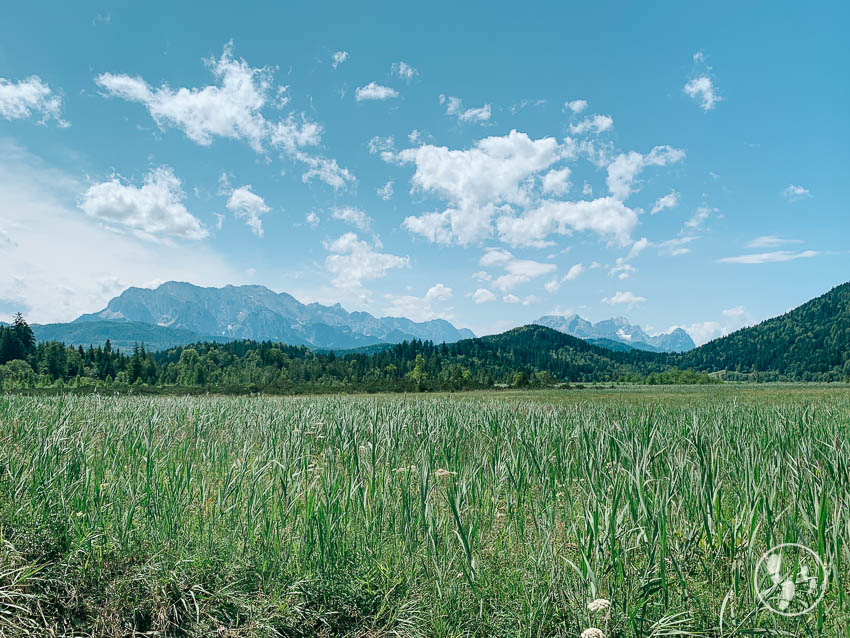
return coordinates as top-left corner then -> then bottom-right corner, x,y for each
1,387 -> 848,636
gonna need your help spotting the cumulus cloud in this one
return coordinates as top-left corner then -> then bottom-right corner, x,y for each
225,184 -> 270,237
672,305 -> 754,346
606,145 -> 685,201
392,61 -> 418,81
331,206 -> 372,231
0,75 -> 68,126
96,42 -> 351,189
355,82 -> 399,101
1,141 -> 238,323
541,167 -> 571,195
96,42 -> 318,152
569,114 -> 613,135
496,197 -> 639,248
384,283 -> 453,322
331,51 -> 349,69
395,130 -> 563,244
651,190 -> 679,214
684,76 -> 721,110
306,211 -> 320,227
783,184 -> 811,202
718,250 -> 819,264
324,233 -> 409,288
564,99 -> 588,113
472,288 -> 497,303
602,290 -> 646,307
444,95 -> 492,123
479,248 -> 556,292
79,166 -> 208,240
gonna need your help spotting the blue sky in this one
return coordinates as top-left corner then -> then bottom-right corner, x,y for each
1,1 -> 847,343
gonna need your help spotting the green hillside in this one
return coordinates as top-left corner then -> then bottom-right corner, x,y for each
675,281 -> 850,380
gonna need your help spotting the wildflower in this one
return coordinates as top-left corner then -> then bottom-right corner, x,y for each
581,629 -> 605,638
434,469 -> 456,478
587,598 -> 610,613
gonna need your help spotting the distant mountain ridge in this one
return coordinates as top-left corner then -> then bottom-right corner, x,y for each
534,314 -> 695,352
71,281 -> 475,350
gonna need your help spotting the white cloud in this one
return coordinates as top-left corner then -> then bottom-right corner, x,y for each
0,75 -> 68,126
392,61 -> 418,81
606,145 -> 685,201
0,141 -> 238,323
692,50 -> 706,64
306,211 -> 320,227
96,42 -> 350,188
657,235 -> 698,256
672,305 -> 753,346
718,250 -> 819,264
444,95 -> 492,123
582,181 -> 593,196
324,232 -> 409,288
79,166 -> 208,240
472,288 -> 497,303
396,130 -> 563,244
569,114 -> 613,135
602,290 -> 646,307
368,135 -> 394,154
331,51 -> 349,69
746,235 -> 803,249
96,42 -> 318,153
608,260 -> 636,280
651,190 -> 679,214
377,180 -> 394,200
564,263 -> 584,281
542,167 -> 571,195
628,236 -> 650,259
684,76 -> 721,110
479,248 -> 556,292
226,184 -> 270,237
355,82 -> 399,101
331,206 -> 372,231
685,205 -> 715,230
384,283 -> 453,322
496,196 -> 639,248
296,152 -> 355,190
783,184 -> 811,202
425,283 -> 452,301
546,262 -> 585,292
564,99 -> 588,113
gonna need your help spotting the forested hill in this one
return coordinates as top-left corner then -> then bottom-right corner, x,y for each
3,281 -> 850,390
674,281 -> 850,380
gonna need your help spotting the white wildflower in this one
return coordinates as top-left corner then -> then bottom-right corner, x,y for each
587,598 -> 611,613
581,629 -> 606,638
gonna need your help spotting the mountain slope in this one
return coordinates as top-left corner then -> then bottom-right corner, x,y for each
675,282 -> 850,379
74,281 -> 475,349
534,314 -> 695,352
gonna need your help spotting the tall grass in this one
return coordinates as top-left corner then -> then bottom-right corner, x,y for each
0,390 -> 847,636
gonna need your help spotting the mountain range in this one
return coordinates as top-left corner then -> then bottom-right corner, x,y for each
533,314 -> 695,352
20,281 -> 699,353
69,281 -> 475,350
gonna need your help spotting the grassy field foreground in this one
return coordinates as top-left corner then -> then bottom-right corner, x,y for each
0,389 -> 848,636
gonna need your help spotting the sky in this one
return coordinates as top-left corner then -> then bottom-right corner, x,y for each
0,1 -> 847,344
